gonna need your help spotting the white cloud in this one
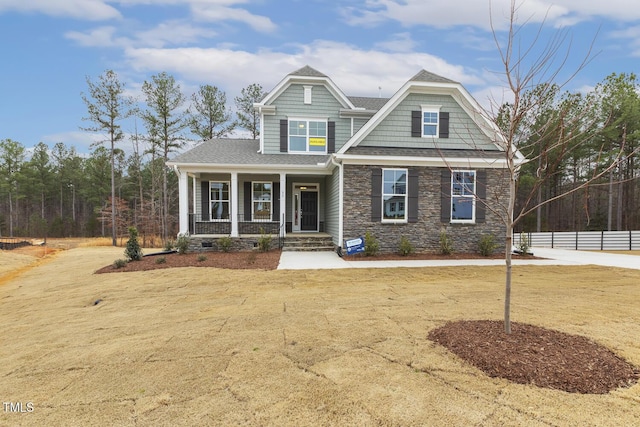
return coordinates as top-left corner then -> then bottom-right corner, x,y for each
0,0 -> 120,20
341,0 -> 640,31
191,3 -> 277,32
42,131 -> 107,153
65,26 -> 123,48
123,40 -> 484,99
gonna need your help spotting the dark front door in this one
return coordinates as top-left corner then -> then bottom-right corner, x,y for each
300,191 -> 318,231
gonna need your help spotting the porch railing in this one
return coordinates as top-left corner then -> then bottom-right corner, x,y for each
189,213 -> 281,236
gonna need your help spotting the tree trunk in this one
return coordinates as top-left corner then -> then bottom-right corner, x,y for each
111,135 -> 117,246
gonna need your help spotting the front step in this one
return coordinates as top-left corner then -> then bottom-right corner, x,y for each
282,235 -> 335,252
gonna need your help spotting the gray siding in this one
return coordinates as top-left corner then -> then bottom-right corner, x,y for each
263,83 -> 352,153
361,93 -> 497,150
325,167 -> 341,245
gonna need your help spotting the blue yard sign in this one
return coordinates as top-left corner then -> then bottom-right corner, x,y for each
344,236 -> 365,255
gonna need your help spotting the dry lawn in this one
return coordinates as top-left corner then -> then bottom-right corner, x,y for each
1,245 -> 640,426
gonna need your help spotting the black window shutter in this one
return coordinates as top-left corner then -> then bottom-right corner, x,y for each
476,170 -> 486,223
244,182 -> 252,220
272,182 -> 280,221
439,112 -> 449,138
327,121 -> 335,153
280,119 -> 288,152
201,181 -> 210,221
408,168 -> 419,223
440,169 -> 451,223
371,168 -> 382,222
411,111 -> 421,137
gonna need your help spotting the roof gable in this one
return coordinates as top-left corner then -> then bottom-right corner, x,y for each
338,70 -> 509,154
257,65 -> 356,110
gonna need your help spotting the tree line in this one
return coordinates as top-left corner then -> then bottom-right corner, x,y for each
0,70 -> 265,243
511,72 -> 640,232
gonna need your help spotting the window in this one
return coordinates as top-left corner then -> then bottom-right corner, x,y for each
289,119 -> 327,153
451,171 -> 475,222
422,107 -> 439,137
210,181 -> 229,220
252,182 -> 272,220
382,169 -> 407,221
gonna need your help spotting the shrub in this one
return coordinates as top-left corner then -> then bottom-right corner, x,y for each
517,234 -> 531,256
197,254 -> 207,262
163,239 -> 175,252
113,259 -> 127,269
124,227 -> 143,261
175,233 -> 190,254
218,236 -> 233,252
364,231 -> 379,257
398,235 -> 414,256
439,230 -> 453,255
479,234 -> 498,257
155,256 -> 166,264
257,228 -> 272,252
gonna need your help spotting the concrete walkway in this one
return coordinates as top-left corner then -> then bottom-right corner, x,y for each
277,247 -> 640,270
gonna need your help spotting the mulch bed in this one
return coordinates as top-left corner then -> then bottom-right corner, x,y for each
94,250 -> 282,273
428,320 -> 640,394
348,252 -> 510,261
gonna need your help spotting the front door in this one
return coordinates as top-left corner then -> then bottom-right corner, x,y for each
292,183 -> 319,232
300,191 -> 318,231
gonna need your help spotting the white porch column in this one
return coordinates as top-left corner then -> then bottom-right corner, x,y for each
231,172 -> 239,237
178,168 -> 189,235
280,172 -> 286,237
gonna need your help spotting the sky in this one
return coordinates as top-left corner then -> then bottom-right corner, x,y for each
0,0 -> 639,155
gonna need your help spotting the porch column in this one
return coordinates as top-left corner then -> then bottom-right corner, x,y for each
280,172 -> 286,237
231,172 -> 239,237
178,167 -> 189,236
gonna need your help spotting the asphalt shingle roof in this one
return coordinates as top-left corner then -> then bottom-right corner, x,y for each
169,139 -> 331,167
410,70 -> 458,84
347,96 -> 390,111
288,65 -> 328,78
345,146 -> 503,158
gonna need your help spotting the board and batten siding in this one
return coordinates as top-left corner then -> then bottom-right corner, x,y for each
262,83 -> 352,154
361,93 -> 497,150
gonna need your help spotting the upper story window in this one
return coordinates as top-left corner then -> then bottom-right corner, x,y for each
289,119 -> 327,153
422,105 -> 441,137
210,181 -> 230,221
382,168 -> 407,222
451,170 -> 475,222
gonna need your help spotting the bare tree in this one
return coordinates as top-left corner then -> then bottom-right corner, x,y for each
485,1 -> 636,333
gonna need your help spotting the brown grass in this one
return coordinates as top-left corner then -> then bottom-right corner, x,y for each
1,242 -> 639,426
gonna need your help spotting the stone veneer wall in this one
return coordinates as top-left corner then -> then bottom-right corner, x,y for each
342,164 -> 508,254
187,236 -> 274,252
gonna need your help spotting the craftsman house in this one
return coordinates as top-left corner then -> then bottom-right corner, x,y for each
167,66 -> 521,253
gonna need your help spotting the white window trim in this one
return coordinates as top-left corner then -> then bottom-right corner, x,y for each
252,181 -> 273,221
288,118 -> 328,154
450,170 -> 476,223
209,180 -> 230,222
421,104 -> 441,138
382,168 -> 408,223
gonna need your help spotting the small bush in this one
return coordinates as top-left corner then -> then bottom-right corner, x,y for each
257,228 -> 272,252
124,227 -> 143,261
364,231 -> 379,257
398,236 -> 414,256
197,254 -> 207,262
218,236 -> 233,252
113,259 -> 127,269
517,234 -> 531,256
176,233 -> 190,254
163,239 -> 175,252
155,256 -> 166,264
478,234 -> 498,256
439,230 -> 453,255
